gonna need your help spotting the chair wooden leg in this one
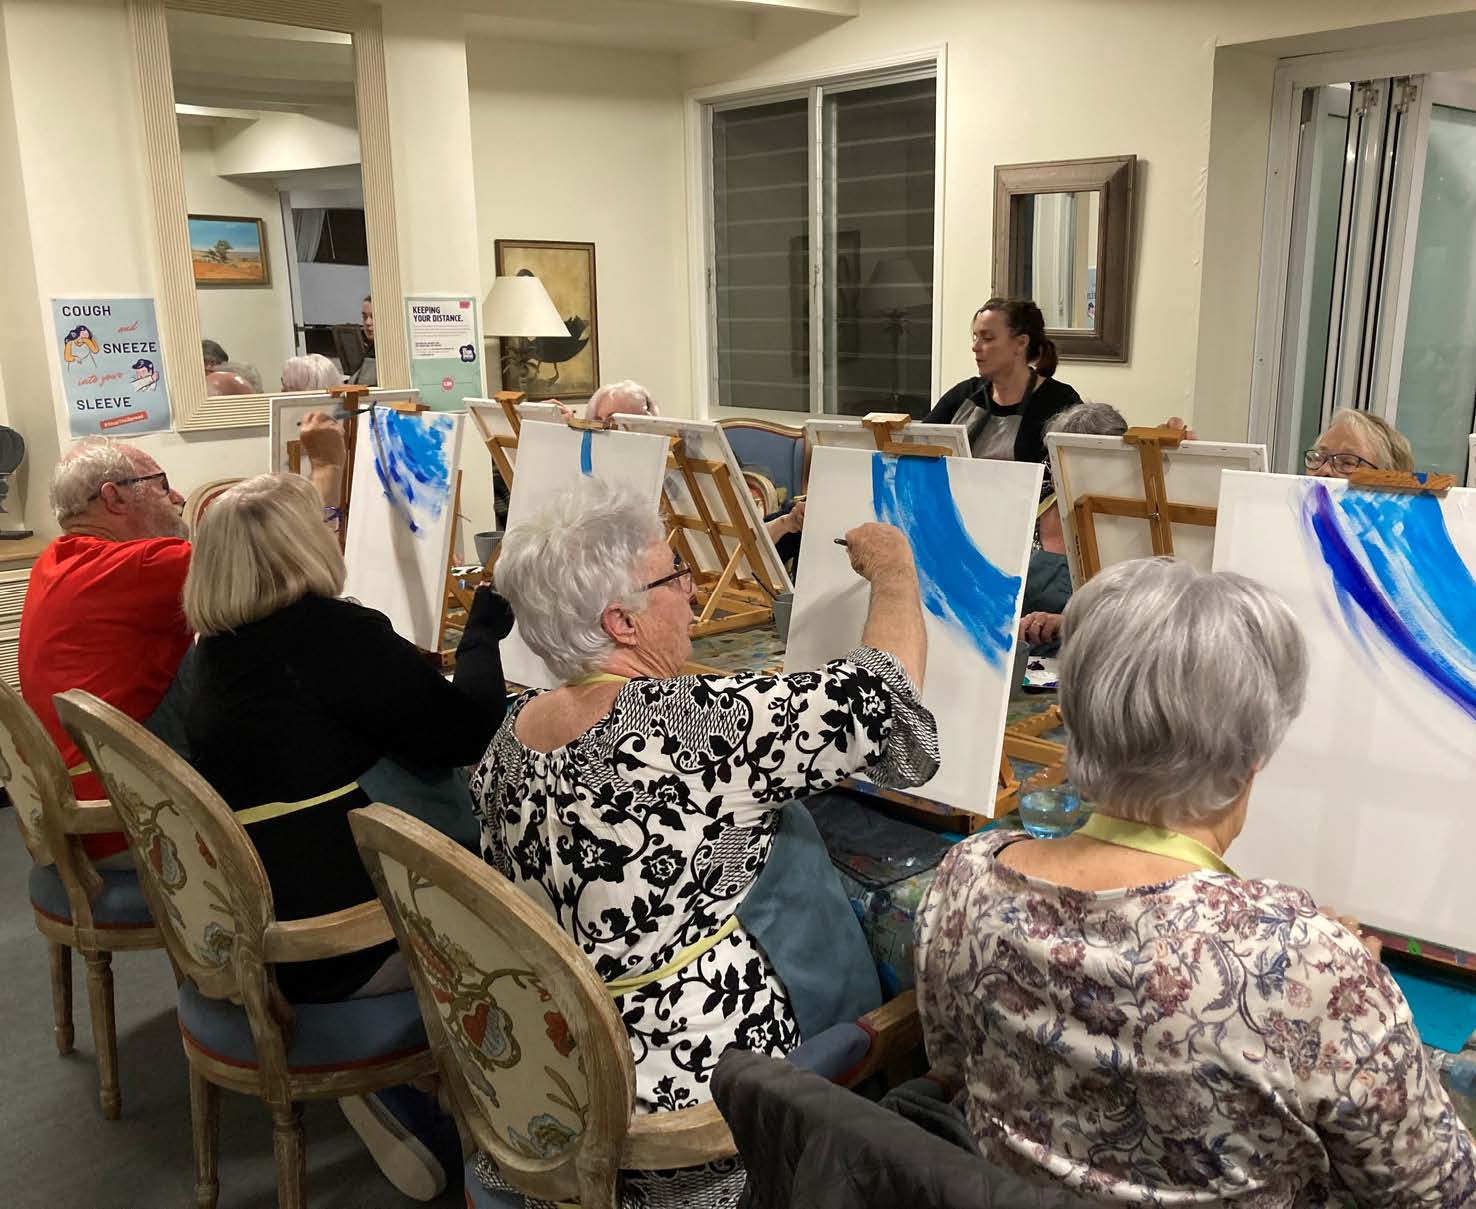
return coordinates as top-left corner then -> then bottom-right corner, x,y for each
188,1067 -> 220,1209
271,1103 -> 306,1209
83,950 -> 120,1119
48,941 -> 75,1055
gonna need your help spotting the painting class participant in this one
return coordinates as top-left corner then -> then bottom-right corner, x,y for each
349,294 -> 377,385
916,557 -> 1476,1205
926,297 -> 1082,462
471,479 -> 938,1209
18,425 -> 343,864
1306,407 -> 1415,477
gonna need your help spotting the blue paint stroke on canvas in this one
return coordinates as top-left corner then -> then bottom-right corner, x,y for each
369,409 -> 453,536
870,453 -> 1021,668
1302,481 -> 1476,719
580,430 -> 594,476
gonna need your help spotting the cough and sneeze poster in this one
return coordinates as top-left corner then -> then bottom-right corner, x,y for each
52,297 -> 172,437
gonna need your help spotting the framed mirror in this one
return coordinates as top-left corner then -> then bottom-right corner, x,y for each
130,0 -> 405,430
993,155 -> 1136,363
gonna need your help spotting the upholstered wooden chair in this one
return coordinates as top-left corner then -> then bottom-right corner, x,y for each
182,477 -> 245,536
349,804 -> 738,1209
719,418 -> 807,503
0,679 -> 162,1120
55,689 -> 435,1209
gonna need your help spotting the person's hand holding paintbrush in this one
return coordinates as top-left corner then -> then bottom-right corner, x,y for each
832,523 -> 927,687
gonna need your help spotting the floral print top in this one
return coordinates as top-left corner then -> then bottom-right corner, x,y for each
914,829 -> 1476,1207
472,646 -> 938,1117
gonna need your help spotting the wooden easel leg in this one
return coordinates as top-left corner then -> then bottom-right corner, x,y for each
697,545 -> 747,626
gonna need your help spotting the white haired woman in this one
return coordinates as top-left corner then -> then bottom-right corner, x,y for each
182,473 -> 511,1004
281,352 -> 346,392
916,558 -> 1476,1205
1306,407 -> 1415,477
472,480 -> 939,1209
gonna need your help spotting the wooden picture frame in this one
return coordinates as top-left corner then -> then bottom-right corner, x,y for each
993,155 -> 1136,363
187,214 -> 270,287
493,239 -> 600,402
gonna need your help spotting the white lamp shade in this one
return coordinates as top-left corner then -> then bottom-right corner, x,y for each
483,275 -> 571,338
864,257 -> 932,312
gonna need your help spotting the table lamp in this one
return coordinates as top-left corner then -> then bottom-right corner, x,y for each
483,274 -> 570,394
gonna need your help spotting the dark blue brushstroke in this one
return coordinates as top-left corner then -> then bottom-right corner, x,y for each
1303,482 -> 1476,719
370,409 -> 453,536
580,430 -> 593,476
870,453 -> 1022,668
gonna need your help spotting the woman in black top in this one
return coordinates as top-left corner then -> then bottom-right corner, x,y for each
926,297 -> 1081,462
181,472 -> 510,1003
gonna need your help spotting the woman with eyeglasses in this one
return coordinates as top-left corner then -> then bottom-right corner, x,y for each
470,479 -> 939,1209
1304,408 -> 1415,477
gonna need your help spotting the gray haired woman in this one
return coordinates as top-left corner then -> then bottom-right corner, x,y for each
916,557 -> 1475,1205
1306,407 -> 1415,477
471,479 -> 939,1209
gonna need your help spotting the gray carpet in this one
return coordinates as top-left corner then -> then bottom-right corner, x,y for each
0,811 -> 462,1209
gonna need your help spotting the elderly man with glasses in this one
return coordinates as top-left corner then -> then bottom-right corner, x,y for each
18,423 -> 344,865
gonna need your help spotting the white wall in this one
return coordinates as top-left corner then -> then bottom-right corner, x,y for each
177,121 -> 295,389
467,37 -> 690,416
211,109 -> 359,177
676,0 -> 1476,438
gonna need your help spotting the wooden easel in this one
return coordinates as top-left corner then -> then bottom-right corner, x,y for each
835,414 -> 1069,822
1070,426 -> 1217,580
466,390 -> 525,490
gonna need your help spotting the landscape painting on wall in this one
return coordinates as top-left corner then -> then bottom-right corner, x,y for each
188,215 -> 270,286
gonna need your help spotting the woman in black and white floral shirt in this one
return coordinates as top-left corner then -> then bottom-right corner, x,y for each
471,479 -> 939,1208
916,557 -> 1476,1207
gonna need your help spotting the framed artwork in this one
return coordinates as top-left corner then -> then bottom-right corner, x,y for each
494,239 -> 600,402
188,214 -> 270,287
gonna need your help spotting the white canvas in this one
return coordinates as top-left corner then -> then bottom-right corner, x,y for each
516,401 -> 566,425
1213,470 -> 1476,952
805,416 -> 972,458
785,447 -> 1041,814
269,389 -> 423,477
342,409 -> 464,651
614,413 -> 794,596
500,421 -> 672,689
1048,433 -> 1267,587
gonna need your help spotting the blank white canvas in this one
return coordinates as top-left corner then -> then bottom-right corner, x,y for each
516,401 -> 566,425
805,416 -> 972,458
342,409 -> 464,651
1048,433 -> 1266,587
500,421 -> 671,689
615,413 -> 794,595
1213,470 -> 1476,952
785,447 -> 1041,814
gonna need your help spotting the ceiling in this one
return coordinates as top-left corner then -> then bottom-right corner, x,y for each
166,11 -> 355,114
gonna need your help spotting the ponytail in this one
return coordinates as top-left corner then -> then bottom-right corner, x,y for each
977,296 -> 1056,376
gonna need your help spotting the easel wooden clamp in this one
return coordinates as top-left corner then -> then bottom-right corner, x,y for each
862,413 -> 950,459
1346,468 -> 1456,495
1071,425 -> 1217,580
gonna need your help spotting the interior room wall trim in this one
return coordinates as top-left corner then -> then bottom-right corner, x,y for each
128,0 -> 405,431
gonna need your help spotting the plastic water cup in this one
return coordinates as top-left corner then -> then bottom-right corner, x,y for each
1018,787 -> 1084,839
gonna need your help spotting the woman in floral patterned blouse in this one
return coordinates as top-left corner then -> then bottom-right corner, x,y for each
916,557 -> 1476,1207
473,480 -> 939,1208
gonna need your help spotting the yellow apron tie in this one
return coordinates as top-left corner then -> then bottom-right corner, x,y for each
1036,492 -> 1058,520
1077,813 -> 1238,876
566,673 -> 631,687
235,781 -> 362,827
605,916 -> 739,1000
67,760 -> 92,777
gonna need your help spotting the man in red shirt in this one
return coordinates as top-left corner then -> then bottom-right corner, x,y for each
19,423 -> 345,861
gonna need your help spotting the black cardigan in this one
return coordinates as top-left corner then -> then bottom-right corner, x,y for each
925,374 -> 1082,464
186,588 -> 511,1001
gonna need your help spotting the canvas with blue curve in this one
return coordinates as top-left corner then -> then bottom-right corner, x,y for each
369,408 -> 455,536
870,452 -> 1022,670
1301,480 -> 1476,721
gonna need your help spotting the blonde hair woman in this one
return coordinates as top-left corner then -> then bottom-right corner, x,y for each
181,472 -> 511,1004
1305,408 -> 1415,477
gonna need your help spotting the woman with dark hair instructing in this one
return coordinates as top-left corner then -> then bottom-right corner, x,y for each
926,297 -> 1082,462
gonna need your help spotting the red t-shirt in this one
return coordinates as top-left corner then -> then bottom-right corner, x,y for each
19,535 -> 193,859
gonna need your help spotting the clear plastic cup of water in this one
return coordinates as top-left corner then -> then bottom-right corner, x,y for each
1018,787 -> 1085,839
